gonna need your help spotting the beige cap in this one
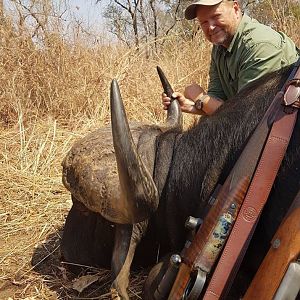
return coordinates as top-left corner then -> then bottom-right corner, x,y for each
185,0 -> 223,20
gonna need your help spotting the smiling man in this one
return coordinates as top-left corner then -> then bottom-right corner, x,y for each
189,0 -> 241,48
162,0 -> 299,115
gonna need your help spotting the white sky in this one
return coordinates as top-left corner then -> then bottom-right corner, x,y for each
3,0 -> 107,28
3,0 -> 111,43
66,0 -> 112,42
68,0 -> 105,27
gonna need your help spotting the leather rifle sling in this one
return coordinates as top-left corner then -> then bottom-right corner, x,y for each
203,62 -> 300,300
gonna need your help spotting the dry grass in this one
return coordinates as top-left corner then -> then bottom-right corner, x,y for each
0,5 -> 299,300
0,22 -> 210,299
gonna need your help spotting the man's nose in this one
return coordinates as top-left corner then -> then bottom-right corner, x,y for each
208,21 -> 216,31
208,25 -> 216,33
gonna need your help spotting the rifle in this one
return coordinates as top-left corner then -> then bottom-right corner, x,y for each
243,190 -> 300,300
166,176 -> 250,299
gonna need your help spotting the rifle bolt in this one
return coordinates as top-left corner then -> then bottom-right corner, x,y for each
185,216 -> 202,230
272,238 -> 281,249
170,254 -> 181,266
230,203 -> 236,209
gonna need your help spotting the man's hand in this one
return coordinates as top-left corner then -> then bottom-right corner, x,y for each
162,92 -> 201,114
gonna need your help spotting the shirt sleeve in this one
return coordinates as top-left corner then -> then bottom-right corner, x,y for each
237,42 -> 284,92
207,54 -> 228,101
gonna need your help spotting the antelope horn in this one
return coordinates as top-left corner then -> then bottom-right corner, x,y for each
110,79 -> 159,224
157,66 -> 182,131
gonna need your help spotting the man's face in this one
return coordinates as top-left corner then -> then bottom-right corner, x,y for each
196,1 -> 241,48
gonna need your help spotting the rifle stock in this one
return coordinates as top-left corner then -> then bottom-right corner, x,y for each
243,206 -> 300,300
167,176 -> 250,300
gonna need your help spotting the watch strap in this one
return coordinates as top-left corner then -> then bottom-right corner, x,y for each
195,95 -> 209,111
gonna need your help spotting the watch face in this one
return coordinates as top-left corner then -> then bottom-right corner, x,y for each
195,99 -> 203,110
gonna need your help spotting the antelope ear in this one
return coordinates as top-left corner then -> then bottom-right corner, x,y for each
109,79 -> 159,224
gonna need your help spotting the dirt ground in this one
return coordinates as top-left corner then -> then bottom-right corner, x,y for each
1,226 -> 146,299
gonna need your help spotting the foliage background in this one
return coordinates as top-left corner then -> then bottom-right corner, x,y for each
0,0 -> 299,299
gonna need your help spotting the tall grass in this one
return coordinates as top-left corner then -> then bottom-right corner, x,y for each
0,21 -> 211,129
0,3 -> 299,299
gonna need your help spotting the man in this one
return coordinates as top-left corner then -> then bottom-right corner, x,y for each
162,0 -> 299,115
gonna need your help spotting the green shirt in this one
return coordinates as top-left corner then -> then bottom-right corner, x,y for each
208,14 -> 299,100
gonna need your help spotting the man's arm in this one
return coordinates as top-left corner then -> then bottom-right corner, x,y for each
162,91 -> 223,116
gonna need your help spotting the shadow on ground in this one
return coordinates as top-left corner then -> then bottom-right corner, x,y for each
31,229 -> 147,299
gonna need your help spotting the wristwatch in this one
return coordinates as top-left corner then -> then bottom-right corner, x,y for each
195,95 -> 209,111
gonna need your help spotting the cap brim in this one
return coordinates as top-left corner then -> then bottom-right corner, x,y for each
184,0 -> 223,20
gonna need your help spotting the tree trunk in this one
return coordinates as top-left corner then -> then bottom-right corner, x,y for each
149,0 -> 158,53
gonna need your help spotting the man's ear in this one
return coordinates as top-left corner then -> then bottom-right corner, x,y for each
233,1 -> 241,16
